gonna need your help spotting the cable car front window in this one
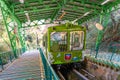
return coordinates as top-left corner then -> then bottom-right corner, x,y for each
70,31 -> 84,51
50,32 -> 67,52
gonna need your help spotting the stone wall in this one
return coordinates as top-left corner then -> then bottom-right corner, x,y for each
86,60 -> 120,80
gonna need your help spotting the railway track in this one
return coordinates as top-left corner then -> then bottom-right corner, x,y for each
57,68 -> 96,80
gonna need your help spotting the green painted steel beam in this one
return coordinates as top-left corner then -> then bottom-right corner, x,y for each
3,0 -> 120,25
51,0 -> 69,22
63,15 -> 77,19
78,3 -> 120,25
18,14 -> 53,21
63,8 -> 89,14
66,3 -> 102,12
58,12 -> 83,17
60,12 -> 83,16
15,7 -> 60,15
14,4 -> 58,13
0,0 -> 22,28
13,0 -> 55,6
21,20 -> 55,28
14,3 -> 57,9
76,0 -> 120,24
51,9 -> 60,21
29,14 -> 52,17
74,0 -> 103,6
22,22 -> 53,28
29,16 -> 51,20
28,11 -> 55,15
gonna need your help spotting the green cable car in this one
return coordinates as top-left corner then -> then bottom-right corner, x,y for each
43,23 -> 86,65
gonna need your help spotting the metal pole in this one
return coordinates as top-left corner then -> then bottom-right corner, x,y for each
95,13 -> 110,58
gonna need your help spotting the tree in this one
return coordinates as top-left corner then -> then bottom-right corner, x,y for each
103,10 -> 120,43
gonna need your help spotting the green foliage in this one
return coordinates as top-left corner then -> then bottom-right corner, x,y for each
0,58 -> 7,65
0,53 -> 8,65
0,48 -> 23,65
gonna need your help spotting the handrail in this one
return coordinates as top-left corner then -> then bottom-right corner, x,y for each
39,48 -> 59,80
0,47 -> 25,71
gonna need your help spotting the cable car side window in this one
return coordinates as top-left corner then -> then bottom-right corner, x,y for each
50,32 -> 67,52
70,31 -> 84,51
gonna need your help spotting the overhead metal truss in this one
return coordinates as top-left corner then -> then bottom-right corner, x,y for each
0,0 -> 119,28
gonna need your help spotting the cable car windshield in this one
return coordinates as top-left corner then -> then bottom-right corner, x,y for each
50,32 -> 67,52
70,31 -> 84,51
